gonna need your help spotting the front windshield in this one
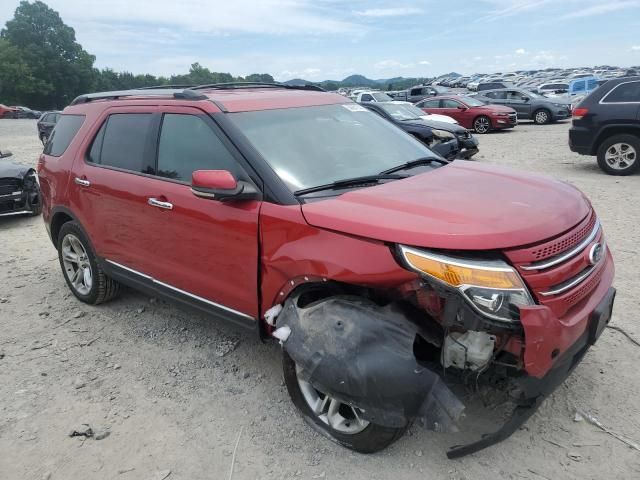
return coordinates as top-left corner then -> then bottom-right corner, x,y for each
378,103 -> 423,121
229,103 -> 437,191
459,96 -> 486,107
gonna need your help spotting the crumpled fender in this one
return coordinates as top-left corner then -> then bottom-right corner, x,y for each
276,295 -> 464,431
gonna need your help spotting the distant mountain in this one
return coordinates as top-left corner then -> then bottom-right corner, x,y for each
339,74 -> 378,86
282,78 -> 313,86
281,73 -> 432,90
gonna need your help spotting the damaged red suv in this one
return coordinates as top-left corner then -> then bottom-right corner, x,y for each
38,83 -> 615,458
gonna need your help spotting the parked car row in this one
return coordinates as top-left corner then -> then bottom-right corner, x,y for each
0,104 -> 42,119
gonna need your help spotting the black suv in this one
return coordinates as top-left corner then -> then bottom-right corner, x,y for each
569,77 -> 640,175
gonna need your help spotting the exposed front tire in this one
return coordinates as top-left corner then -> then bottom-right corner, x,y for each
473,115 -> 491,134
596,134 -> 640,176
282,350 -> 407,453
57,221 -> 120,304
533,109 -> 551,125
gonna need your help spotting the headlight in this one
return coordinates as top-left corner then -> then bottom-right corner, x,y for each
431,129 -> 455,141
553,103 -> 567,108
398,246 -> 534,322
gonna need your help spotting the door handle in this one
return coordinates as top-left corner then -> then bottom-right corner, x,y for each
148,197 -> 173,210
74,177 -> 90,187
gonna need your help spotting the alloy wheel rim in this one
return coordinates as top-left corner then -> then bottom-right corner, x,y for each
605,143 -> 636,170
475,117 -> 489,133
536,111 -> 548,123
61,234 -> 93,295
296,367 -> 369,434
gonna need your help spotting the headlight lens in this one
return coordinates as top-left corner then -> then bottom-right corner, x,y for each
398,246 -> 534,322
431,129 -> 455,141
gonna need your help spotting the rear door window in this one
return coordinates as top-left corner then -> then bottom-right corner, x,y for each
420,99 -> 440,108
87,113 -> 155,174
156,114 -> 239,182
44,114 -> 85,157
603,81 -> 640,102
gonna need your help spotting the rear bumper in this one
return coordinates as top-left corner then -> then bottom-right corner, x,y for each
569,126 -> 594,155
448,285 -> 616,458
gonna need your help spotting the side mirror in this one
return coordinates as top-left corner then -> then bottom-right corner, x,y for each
457,106 -> 467,110
191,170 -> 259,202
523,97 -> 530,102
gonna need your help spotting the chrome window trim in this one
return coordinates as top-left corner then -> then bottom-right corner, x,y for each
521,219 -> 600,271
598,80 -> 640,105
105,259 -> 253,320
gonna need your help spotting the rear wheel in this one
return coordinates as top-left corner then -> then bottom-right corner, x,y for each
57,221 -> 120,304
473,115 -> 491,134
596,134 -> 640,176
282,350 -> 407,453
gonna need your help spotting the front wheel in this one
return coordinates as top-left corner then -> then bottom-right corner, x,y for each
596,134 -> 640,176
473,115 -> 491,134
282,350 -> 407,453
533,109 -> 551,125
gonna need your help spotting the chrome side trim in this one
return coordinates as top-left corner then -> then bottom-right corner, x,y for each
399,245 -> 515,273
106,259 -> 152,280
105,259 -> 253,320
598,80 -> 640,105
521,219 -> 600,271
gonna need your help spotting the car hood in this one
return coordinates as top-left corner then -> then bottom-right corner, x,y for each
301,162 -> 590,250
0,160 -> 30,178
419,119 -> 466,134
420,113 -> 458,124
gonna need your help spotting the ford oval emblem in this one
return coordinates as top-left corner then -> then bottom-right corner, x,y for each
588,243 -> 604,266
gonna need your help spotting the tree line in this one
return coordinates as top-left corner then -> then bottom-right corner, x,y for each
0,1 -> 274,110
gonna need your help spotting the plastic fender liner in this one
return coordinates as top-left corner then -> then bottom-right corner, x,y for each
276,295 -> 464,431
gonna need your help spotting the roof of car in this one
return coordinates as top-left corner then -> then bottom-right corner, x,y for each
66,84 -> 350,114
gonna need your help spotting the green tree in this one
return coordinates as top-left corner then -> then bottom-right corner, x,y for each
0,38 -> 51,106
1,1 -> 95,109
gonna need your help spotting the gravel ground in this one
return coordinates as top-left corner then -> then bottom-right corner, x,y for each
1,118 -> 639,480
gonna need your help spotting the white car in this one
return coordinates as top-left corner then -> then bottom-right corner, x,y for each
379,101 -> 459,124
352,91 -> 394,103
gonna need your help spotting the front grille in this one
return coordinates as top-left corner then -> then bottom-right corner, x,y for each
504,211 -> 605,317
0,178 -> 21,196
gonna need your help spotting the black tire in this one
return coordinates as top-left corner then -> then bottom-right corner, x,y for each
57,221 -> 120,304
596,134 -> 640,176
282,350 -> 407,453
473,115 -> 491,134
28,200 -> 42,217
533,109 -> 551,125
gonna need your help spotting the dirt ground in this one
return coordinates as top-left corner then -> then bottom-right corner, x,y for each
1,118 -> 639,480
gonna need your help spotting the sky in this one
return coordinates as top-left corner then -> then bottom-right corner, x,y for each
1,0 -> 640,81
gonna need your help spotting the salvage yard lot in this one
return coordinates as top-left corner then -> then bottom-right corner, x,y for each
1,118 -> 639,479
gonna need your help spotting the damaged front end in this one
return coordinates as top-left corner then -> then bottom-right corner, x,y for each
0,152 -> 41,217
272,238 -> 615,458
276,294 -> 464,432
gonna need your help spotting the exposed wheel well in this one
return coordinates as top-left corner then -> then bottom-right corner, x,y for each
592,127 -> 640,155
50,212 -> 74,247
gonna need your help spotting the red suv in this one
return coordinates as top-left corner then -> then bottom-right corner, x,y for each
417,95 -> 517,133
38,84 -> 615,458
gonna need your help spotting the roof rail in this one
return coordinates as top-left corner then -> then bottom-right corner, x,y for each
191,81 -> 325,92
70,88 -> 207,105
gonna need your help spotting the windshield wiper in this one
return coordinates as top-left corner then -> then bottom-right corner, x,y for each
294,174 -> 408,196
379,156 -> 448,175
